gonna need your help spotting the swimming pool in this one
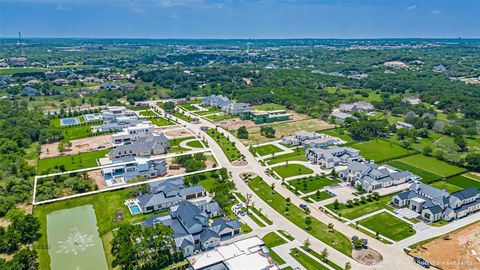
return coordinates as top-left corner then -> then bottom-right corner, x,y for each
60,117 -> 80,126
127,201 -> 142,215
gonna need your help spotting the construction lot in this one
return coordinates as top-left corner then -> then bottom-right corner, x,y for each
220,117 -> 334,145
40,134 -> 113,159
409,222 -> 480,270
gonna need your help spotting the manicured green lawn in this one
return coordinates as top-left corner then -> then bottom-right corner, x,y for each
301,246 -> 343,270
195,106 -> 221,115
397,154 -> 467,177
252,103 -> 287,111
250,207 -> 273,225
289,176 -> 341,193
430,181 -> 464,193
325,195 -> 393,220
262,232 -> 287,265
150,117 -> 176,126
0,67 -> 43,75
273,164 -> 313,179
253,144 -> 284,156
444,175 -> 480,190
290,248 -> 329,270
206,129 -> 242,161
33,187 -> 162,270
37,149 -> 109,174
186,140 -> 204,148
265,148 -> 306,164
140,110 -> 157,117
263,232 -> 287,247
321,128 -> 356,144
278,230 -> 294,241
248,177 -> 353,256
205,113 -> 238,122
180,104 -> 199,111
62,125 -> 95,140
351,139 -> 411,162
171,112 -> 192,123
387,160 -> 442,183
358,212 -> 416,241
248,212 -> 267,227
304,192 -> 333,202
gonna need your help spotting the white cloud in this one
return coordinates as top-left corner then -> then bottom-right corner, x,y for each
432,10 -> 442,15
406,5 -> 416,10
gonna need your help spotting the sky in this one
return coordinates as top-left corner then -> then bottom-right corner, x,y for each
0,0 -> 479,38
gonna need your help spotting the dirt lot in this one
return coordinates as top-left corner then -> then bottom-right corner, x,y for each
88,169 -> 107,190
162,128 -> 192,138
220,118 -> 334,145
409,222 -> 480,270
40,134 -> 113,159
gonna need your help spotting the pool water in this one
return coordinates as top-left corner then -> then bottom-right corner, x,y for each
60,117 -> 80,126
128,202 -> 142,215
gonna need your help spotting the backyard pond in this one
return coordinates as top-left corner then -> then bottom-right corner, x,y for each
46,204 -> 108,270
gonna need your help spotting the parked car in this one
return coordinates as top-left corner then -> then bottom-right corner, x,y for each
97,145 -> 106,149
413,257 -> 431,268
299,204 -> 309,211
238,210 -> 245,216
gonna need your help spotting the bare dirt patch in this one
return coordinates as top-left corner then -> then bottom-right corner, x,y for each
40,134 -> 113,159
163,128 -> 192,138
352,248 -> 383,265
409,222 -> 480,270
88,169 -> 106,190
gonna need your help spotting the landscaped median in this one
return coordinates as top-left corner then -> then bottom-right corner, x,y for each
206,128 -> 242,161
248,177 -> 353,256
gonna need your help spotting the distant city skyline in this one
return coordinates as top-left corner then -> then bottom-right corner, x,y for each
1,0 -> 479,38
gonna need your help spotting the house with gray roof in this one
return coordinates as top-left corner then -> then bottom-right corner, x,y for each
108,133 -> 169,159
222,103 -> 251,116
330,109 -> 358,123
102,157 -> 166,186
307,146 -> 362,169
392,182 -> 480,222
281,131 -> 345,148
142,200 -> 241,257
338,161 -> 416,192
202,94 -> 232,108
136,177 -> 207,213
339,101 -> 374,113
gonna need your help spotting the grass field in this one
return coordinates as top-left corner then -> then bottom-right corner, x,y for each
432,175 -> 480,191
272,164 -> 313,179
289,176 -> 341,193
290,248 -> 329,270
321,128 -> 356,144
186,140 -> 204,148
262,232 -> 287,265
150,117 -> 176,127
253,144 -> 283,156
38,149 -> 109,174
180,104 -> 200,111
265,148 -> 306,164
358,212 -> 416,241
33,187 -> 162,270
205,113 -> 238,122
195,106 -> 221,115
351,139 -> 411,162
304,191 -> 333,202
171,112 -> 192,123
325,195 -> 393,220
140,110 -> 157,117
252,103 -> 287,111
248,177 -> 353,256
300,246 -> 343,270
0,67 -> 44,75
397,154 -> 467,177
206,129 -> 242,161
62,125 -> 94,140
387,160 -> 442,183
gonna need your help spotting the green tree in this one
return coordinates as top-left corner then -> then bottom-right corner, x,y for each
236,126 -> 249,139
260,126 -> 276,138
